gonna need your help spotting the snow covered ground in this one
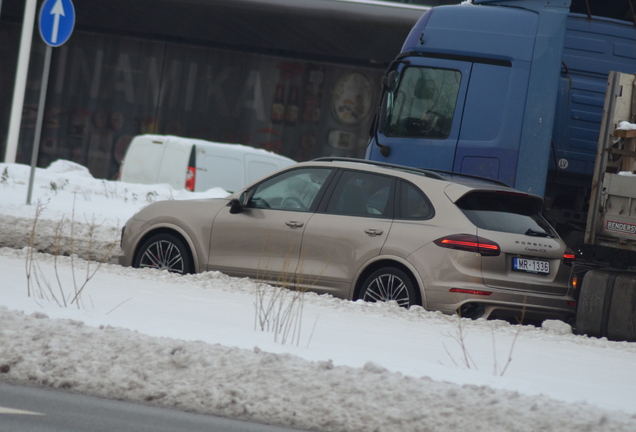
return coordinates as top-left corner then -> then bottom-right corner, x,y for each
1,160 -> 636,432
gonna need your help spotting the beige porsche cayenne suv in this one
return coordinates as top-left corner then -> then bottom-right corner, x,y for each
120,158 -> 577,323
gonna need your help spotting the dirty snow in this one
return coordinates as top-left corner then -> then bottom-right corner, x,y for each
1,161 -> 636,432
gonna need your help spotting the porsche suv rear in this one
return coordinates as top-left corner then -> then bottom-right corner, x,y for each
410,186 -> 576,323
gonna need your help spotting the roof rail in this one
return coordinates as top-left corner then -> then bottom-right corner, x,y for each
311,157 -> 447,180
311,157 -> 510,187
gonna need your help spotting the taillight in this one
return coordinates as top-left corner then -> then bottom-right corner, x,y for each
563,249 -> 576,266
434,234 -> 500,256
450,288 -> 492,296
185,166 -> 196,191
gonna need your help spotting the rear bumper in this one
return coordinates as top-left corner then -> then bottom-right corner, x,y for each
428,286 -> 576,322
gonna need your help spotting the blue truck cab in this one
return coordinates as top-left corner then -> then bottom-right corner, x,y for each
366,0 -> 636,241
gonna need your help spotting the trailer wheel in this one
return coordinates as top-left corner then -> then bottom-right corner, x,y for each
575,270 -> 612,338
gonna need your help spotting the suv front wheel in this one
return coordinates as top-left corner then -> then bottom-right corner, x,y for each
134,233 -> 192,275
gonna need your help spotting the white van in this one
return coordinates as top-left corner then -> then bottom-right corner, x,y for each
120,135 -> 296,192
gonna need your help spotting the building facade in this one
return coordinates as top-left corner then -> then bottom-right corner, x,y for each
0,0 -> 446,178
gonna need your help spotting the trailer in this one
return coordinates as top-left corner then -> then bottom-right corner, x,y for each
577,71 -> 636,341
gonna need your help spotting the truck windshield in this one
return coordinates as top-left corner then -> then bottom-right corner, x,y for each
383,66 -> 461,139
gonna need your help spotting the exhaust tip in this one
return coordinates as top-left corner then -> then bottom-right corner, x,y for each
458,302 -> 485,320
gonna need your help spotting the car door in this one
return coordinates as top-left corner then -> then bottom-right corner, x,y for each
295,169 -> 394,299
207,167 -> 334,286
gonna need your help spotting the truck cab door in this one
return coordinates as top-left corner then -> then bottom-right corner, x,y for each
370,57 -> 472,171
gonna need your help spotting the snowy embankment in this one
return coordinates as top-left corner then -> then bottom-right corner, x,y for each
0,160 -> 228,263
1,161 -> 636,432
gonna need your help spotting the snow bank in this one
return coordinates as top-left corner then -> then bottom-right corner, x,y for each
2,307 -> 635,432
0,161 -> 229,262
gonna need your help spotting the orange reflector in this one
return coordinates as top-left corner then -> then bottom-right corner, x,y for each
450,288 -> 492,296
571,276 -> 578,289
567,301 -> 576,307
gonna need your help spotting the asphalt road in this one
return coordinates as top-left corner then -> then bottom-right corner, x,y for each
0,382 -> 309,432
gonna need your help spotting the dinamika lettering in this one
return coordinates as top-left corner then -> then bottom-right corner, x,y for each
606,220 -> 636,235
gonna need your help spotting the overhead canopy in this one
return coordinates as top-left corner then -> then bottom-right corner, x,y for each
1,0 -> 431,66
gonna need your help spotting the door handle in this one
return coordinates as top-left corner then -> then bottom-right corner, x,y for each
285,221 -> 304,228
364,229 -> 383,237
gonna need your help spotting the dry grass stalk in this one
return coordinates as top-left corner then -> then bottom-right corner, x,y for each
253,236 -> 329,346
23,196 -> 119,309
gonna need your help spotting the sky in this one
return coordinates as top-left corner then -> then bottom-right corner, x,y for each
1,159 -> 636,432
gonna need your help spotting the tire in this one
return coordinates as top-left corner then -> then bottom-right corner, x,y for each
359,267 -> 420,308
133,233 -> 192,275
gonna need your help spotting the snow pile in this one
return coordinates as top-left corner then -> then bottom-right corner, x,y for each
1,307 -> 635,432
617,120 -> 636,130
0,161 -> 229,263
541,319 -> 572,335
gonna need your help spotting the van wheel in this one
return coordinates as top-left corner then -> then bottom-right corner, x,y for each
359,267 -> 419,308
134,233 -> 192,275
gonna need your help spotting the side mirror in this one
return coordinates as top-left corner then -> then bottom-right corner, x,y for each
229,198 -> 243,214
229,192 -> 249,214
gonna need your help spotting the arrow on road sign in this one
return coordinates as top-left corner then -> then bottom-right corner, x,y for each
50,0 -> 65,44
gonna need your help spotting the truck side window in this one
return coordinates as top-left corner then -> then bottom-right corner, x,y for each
384,67 -> 461,139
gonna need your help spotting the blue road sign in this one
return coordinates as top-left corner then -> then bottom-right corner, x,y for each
39,0 -> 75,47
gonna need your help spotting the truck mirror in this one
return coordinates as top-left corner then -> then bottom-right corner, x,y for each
383,70 -> 399,91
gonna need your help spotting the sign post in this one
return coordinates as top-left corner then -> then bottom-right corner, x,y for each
26,0 -> 75,205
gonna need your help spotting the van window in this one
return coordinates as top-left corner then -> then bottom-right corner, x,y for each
383,66 -> 461,139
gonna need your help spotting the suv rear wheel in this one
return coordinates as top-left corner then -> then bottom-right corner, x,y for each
359,267 -> 419,308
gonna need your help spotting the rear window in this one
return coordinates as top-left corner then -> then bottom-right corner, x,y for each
456,192 -> 555,237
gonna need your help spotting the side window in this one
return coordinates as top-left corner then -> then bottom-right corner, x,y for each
248,168 -> 332,211
399,181 -> 434,220
384,66 -> 461,139
326,171 -> 393,218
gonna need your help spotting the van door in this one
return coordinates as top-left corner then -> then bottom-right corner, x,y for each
120,135 -> 167,185
372,58 -> 472,171
157,138 -> 192,189
196,149 -> 243,192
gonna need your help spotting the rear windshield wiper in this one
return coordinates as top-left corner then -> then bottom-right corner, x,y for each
525,229 -> 554,238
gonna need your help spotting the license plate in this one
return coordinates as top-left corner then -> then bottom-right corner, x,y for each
512,257 -> 549,274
